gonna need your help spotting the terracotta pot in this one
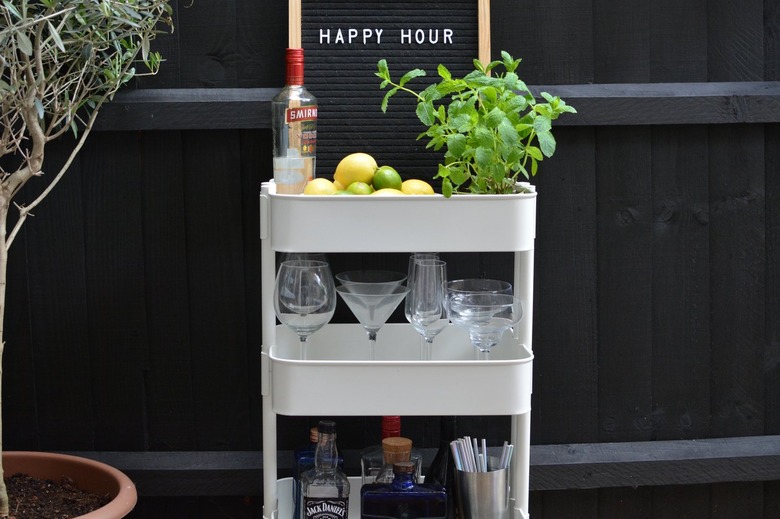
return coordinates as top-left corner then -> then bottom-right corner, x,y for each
3,451 -> 137,519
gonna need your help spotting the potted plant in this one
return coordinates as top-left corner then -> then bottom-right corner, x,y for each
376,51 -> 576,197
0,1 -> 172,517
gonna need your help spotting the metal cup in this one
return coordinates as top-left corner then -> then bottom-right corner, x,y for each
455,457 -> 510,519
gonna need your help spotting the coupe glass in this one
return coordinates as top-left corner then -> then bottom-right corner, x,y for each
447,293 -> 523,360
274,260 -> 336,360
408,258 -> 448,360
336,283 -> 409,360
445,278 -> 513,297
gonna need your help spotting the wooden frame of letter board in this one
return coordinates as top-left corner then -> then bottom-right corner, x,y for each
289,0 -> 491,183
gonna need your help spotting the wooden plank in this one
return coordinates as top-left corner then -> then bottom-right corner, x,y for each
92,82 -> 780,131
21,137 -> 94,449
651,485 -> 710,519
593,0 -> 650,83
708,125 -> 766,438
80,132 -> 148,449
66,435 -> 780,496
596,126 -> 653,443
529,435 -> 780,490
707,0 -> 763,81
650,126 -> 711,440
181,130 -> 252,450
650,0 -> 707,82
490,0 -> 594,85
531,127 -> 599,443
139,131 -> 197,450
767,124 -> 780,436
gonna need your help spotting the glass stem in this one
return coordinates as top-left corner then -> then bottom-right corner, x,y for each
367,331 -> 378,360
423,337 -> 434,361
299,335 -> 308,360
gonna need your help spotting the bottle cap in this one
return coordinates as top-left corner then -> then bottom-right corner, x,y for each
309,427 -> 319,443
317,420 -> 336,435
392,461 -> 416,475
285,48 -> 305,85
381,416 -> 402,439
382,437 -> 412,464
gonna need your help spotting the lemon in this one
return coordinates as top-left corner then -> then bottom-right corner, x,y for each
333,179 -> 346,191
303,178 -> 338,195
346,181 -> 375,195
401,179 -> 435,195
372,166 -> 403,191
371,188 -> 406,196
334,153 -> 378,187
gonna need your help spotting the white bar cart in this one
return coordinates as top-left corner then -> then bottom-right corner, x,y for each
259,180 -> 536,519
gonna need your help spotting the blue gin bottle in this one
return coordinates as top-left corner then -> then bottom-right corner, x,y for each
360,461 -> 447,519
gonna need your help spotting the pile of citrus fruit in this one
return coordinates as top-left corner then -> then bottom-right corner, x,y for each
302,152 -> 435,196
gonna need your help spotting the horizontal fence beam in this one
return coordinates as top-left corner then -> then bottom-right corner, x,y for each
94,82 -> 780,131
65,435 -> 780,497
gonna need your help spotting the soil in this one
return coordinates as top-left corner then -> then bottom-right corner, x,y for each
5,473 -> 110,519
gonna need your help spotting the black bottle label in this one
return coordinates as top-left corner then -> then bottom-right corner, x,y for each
303,497 -> 348,518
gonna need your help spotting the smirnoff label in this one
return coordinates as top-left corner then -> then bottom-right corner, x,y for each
286,106 -> 318,124
303,497 -> 348,518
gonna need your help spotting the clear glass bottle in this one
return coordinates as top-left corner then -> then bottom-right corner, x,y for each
272,48 -> 317,194
360,461 -> 448,519
361,416 -> 422,484
300,420 -> 350,518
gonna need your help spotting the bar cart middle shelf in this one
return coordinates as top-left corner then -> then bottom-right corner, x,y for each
260,180 -> 537,519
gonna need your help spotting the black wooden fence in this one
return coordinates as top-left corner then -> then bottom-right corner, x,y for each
4,0 -> 780,518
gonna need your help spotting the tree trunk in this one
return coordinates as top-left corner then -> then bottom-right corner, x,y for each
0,195 -> 10,516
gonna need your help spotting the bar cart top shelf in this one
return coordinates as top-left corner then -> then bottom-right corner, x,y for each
259,180 -> 537,253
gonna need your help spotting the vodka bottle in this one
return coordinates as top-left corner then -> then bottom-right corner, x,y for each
272,48 -> 317,194
300,420 -> 350,518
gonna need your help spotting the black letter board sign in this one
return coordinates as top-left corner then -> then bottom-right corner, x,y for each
298,0 -> 489,183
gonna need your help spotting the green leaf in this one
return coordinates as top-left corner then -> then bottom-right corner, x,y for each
399,68 -> 426,87
446,133 -> 467,158
3,1 -> 21,19
16,32 -> 33,56
475,146 -> 494,168
537,130 -> 557,157
34,98 -> 44,120
437,64 -> 452,81
474,126 -> 494,148
416,101 -> 437,126
525,145 -> 544,161
485,107 -> 506,128
497,119 -> 519,147
380,88 -> 397,112
47,20 -> 65,52
376,59 -> 389,79
533,114 -> 552,133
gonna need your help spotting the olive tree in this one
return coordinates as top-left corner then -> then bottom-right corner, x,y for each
0,1 -> 172,515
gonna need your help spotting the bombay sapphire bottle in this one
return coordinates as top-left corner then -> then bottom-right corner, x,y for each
360,461 -> 447,519
300,420 -> 350,518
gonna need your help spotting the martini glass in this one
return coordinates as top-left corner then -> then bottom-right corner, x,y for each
336,283 -> 410,360
447,293 -> 523,360
408,258 -> 448,360
274,260 -> 336,360
336,270 -> 406,294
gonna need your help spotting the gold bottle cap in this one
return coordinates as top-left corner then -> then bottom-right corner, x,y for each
309,427 -> 319,443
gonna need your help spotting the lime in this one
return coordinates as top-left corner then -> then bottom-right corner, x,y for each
401,179 -> 435,195
334,153 -> 377,187
372,166 -> 403,191
346,181 -> 375,195
303,178 -> 338,195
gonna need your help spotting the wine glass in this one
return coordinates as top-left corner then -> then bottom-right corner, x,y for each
404,253 -> 439,323
408,258 -> 448,360
336,283 -> 409,360
447,293 -> 523,360
274,260 -> 336,360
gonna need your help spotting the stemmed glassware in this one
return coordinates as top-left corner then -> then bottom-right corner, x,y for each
447,292 -> 523,360
336,271 -> 409,360
274,259 -> 336,360
407,258 -> 448,360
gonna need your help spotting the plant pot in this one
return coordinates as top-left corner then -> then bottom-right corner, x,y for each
3,451 -> 137,519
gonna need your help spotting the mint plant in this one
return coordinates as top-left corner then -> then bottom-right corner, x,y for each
376,51 -> 576,197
